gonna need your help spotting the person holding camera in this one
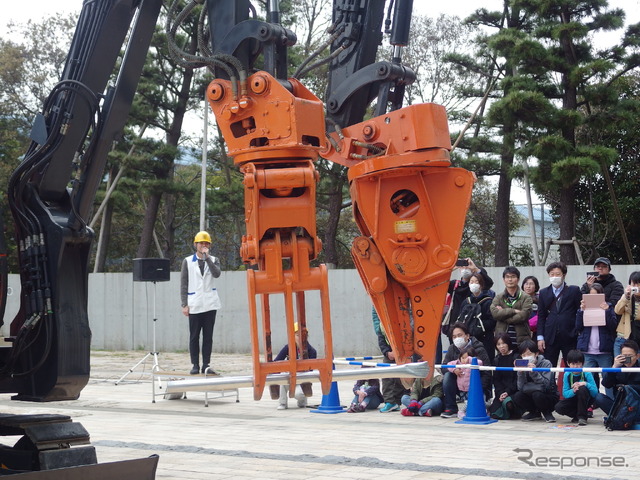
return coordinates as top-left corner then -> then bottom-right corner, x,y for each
594,340 -> 640,414
613,271 -> 640,357
580,257 -> 624,305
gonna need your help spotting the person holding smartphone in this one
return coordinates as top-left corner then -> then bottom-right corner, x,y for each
613,271 -> 640,357
511,339 -> 558,423
580,257 -> 624,306
442,258 -> 494,338
594,340 -> 640,414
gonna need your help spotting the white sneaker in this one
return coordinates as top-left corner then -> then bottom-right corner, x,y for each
277,404 -> 288,410
294,385 -> 307,408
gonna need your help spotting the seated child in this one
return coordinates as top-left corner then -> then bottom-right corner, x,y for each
447,347 -> 481,405
400,370 -> 444,417
347,378 -> 383,412
554,349 -> 598,425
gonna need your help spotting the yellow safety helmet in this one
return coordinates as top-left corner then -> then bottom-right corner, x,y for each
194,231 -> 211,244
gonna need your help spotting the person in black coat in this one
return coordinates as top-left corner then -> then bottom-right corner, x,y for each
443,258 -> 494,337
536,262 -> 583,367
580,257 -> 624,306
456,272 -> 496,362
440,322 -> 492,418
488,333 -> 520,419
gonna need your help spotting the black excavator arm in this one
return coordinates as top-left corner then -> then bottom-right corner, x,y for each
0,0 -> 419,475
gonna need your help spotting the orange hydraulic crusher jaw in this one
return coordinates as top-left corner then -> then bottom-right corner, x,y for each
207,72 -> 333,401
323,103 -> 476,376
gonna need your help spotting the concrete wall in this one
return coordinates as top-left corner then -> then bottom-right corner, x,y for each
3,264 -> 638,356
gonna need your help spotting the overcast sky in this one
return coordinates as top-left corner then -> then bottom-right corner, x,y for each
6,0 -> 640,25
5,0 -> 639,205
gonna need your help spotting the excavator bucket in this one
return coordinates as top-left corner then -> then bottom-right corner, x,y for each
324,103 -> 476,374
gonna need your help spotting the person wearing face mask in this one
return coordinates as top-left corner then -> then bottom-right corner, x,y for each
442,258 -> 494,339
536,262 -> 582,367
440,323 -> 492,418
456,273 -> 496,362
512,339 -> 558,423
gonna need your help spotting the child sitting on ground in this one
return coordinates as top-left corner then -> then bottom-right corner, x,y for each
347,378 -> 383,412
554,349 -> 598,425
400,369 -> 444,417
447,347 -> 481,416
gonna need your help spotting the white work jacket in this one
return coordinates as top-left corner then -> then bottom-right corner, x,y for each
185,254 -> 221,314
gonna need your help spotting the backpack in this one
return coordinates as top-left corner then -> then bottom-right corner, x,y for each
604,385 -> 640,431
457,297 -> 491,338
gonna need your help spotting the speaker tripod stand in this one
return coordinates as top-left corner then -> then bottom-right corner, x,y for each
115,280 -> 161,385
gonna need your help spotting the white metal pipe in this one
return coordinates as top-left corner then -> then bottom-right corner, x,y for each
165,361 -> 429,393
199,95 -> 208,231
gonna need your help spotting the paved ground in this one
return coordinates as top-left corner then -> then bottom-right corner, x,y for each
0,350 -> 636,479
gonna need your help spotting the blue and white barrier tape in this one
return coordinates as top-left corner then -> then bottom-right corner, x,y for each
436,364 -> 640,373
341,356 -> 383,361
333,359 -> 392,367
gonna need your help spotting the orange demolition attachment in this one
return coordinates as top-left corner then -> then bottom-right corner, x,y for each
207,72 -> 333,400
323,103 -> 475,374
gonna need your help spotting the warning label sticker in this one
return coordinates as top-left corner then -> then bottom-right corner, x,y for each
394,220 -> 417,234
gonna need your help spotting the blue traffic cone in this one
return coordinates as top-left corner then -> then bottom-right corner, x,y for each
310,381 -> 345,414
456,356 -> 497,425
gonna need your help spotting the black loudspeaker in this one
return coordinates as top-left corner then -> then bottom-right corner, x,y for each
133,258 -> 170,282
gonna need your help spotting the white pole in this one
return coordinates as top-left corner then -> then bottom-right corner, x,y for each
200,96 -> 208,231
166,362 -> 429,393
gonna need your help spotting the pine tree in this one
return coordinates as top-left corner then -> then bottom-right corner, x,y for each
508,0 -> 634,263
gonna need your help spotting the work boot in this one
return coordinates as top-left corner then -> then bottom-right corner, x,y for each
190,364 -> 199,375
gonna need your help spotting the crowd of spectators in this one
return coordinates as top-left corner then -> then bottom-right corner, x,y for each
370,257 -> 640,425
